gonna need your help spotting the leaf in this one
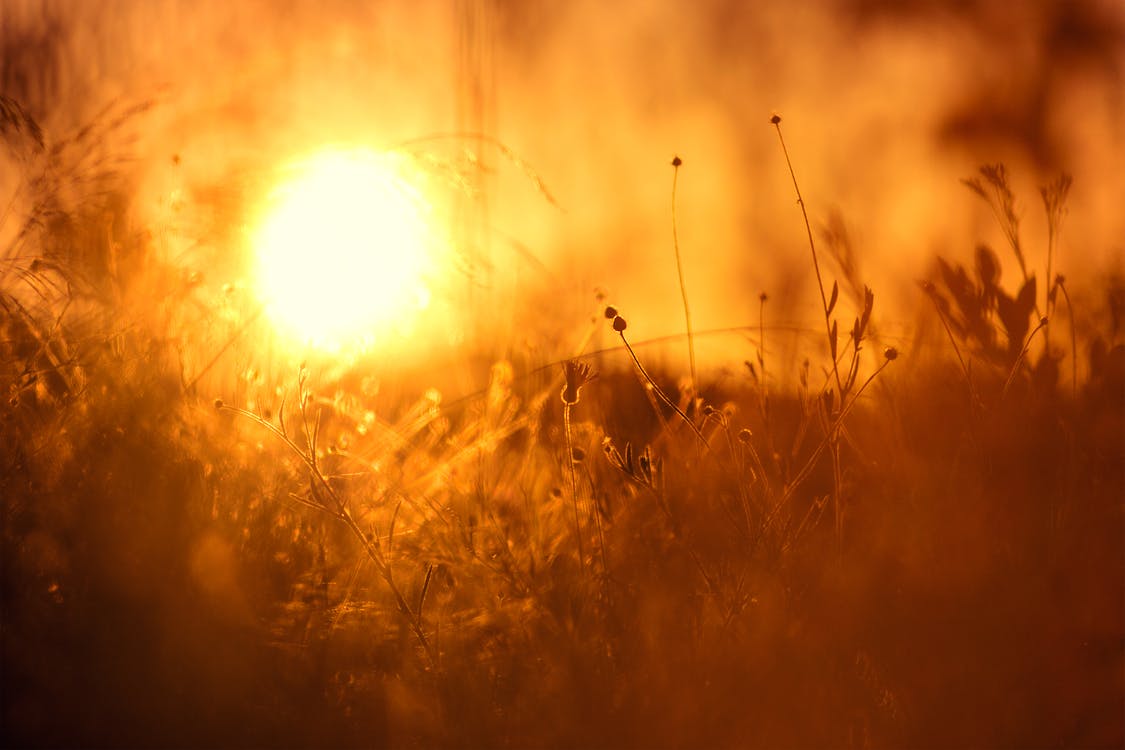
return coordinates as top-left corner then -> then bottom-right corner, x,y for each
859,285 -> 875,336
938,258 -> 977,321
745,360 -> 758,382
975,244 -> 1000,294
997,285 -> 1032,356
829,320 -> 838,360
418,564 -> 434,617
961,176 -> 987,200
1016,275 -> 1037,319
827,281 -> 839,316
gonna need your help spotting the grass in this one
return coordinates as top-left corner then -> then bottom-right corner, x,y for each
2,97 -> 1123,750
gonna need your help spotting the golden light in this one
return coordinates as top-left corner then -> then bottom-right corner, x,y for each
251,148 -> 436,352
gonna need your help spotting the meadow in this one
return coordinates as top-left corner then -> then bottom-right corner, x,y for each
2,91 -> 1123,750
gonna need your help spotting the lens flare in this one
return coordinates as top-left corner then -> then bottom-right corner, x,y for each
252,148 -> 434,352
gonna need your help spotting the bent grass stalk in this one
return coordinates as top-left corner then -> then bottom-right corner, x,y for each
605,310 -> 708,447
1001,316 -> 1049,399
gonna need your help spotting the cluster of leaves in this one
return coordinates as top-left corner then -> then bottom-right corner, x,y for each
930,244 -> 1038,365
922,164 -> 1076,396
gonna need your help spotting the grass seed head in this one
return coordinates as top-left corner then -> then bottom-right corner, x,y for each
884,347 -> 898,361
561,359 -> 597,405
604,305 -> 618,319
612,315 -> 628,332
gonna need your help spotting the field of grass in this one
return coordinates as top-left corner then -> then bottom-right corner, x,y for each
2,94 -> 1123,749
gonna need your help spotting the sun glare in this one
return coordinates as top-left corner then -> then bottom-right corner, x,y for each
252,148 -> 435,352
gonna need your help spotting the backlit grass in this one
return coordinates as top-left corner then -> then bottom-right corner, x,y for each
2,95 -> 1122,749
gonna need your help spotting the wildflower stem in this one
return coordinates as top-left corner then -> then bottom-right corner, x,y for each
772,119 -> 843,396
562,402 -> 586,569
670,157 -> 697,402
619,331 -> 708,447
1002,316 -> 1049,399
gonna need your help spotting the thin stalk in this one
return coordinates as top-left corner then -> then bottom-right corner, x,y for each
562,402 -> 586,570
1044,228 -> 1054,355
183,306 -> 264,393
765,356 -> 894,529
1042,174 -> 1073,356
923,284 -> 979,407
831,439 -> 843,558
618,331 -> 708,447
1001,316 -> 1049,399
1056,278 -> 1078,398
757,293 -> 777,469
758,294 -> 768,401
670,157 -> 697,400
772,118 -> 843,395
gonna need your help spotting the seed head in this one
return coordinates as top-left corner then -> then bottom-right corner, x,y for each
604,305 -> 618,319
612,315 -> 628,333
213,398 -> 224,409
737,428 -> 753,443
671,155 -> 682,167
561,359 -> 597,405
883,347 -> 898,361
770,114 -> 782,125
571,446 -> 586,462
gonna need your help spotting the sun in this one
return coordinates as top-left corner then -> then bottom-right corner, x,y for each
251,148 -> 436,352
